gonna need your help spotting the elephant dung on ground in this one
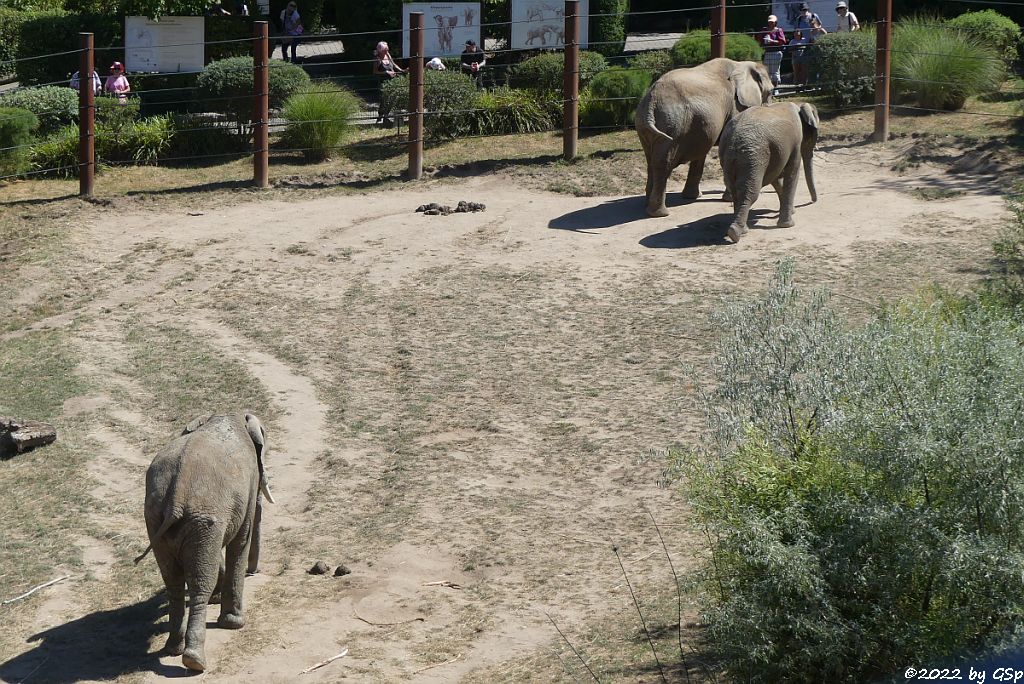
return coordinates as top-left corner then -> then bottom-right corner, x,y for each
719,101 -> 819,243
634,58 -> 774,218
136,413 -> 274,672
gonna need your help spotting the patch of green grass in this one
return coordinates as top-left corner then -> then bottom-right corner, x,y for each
908,186 -> 967,200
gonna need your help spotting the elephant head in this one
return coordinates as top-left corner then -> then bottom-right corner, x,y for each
798,102 -> 819,203
729,61 -> 774,112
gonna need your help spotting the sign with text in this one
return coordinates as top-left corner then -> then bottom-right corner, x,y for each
510,0 -> 588,51
402,3 -> 482,58
125,16 -> 204,73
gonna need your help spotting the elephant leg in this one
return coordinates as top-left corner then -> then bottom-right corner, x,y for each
681,156 -> 705,200
154,549 -> 186,656
219,526 -> 251,630
646,138 -> 674,217
247,496 -> 262,575
776,162 -> 799,228
181,534 -> 222,672
642,143 -> 653,202
728,171 -> 761,243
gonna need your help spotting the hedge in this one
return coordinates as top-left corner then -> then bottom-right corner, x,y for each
0,86 -> 78,134
589,0 -> 628,57
511,50 -> 607,91
196,56 -> 310,131
0,107 -> 39,178
946,9 -> 1024,63
671,30 -> 762,67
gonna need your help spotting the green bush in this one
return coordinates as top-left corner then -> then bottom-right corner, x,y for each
670,30 -> 762,67
30,125 -> 79,177
0,107 -> 39,178
511,51 -> 607,91
381,69 -> 479,140
98,114 -> 174,164
676,261 -> 1024,682
809,29 -> 876,107
196,56 -> 310,133
471,86 -> 555,135
15,12 -> 122,87
133,72 -> 201,117
985,185 -> 1024,307
166,113 -> 248,162
893,17 -> 1004,110
281,82 -> 361,161
947,9 -> 1022,63
580,66 -> 650,129
0,86 -> 77,134
589,0 -> 628,58
626,50 -> 674,81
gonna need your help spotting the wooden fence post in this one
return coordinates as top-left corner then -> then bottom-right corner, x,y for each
78,33 -> 95,197
711,0 -> 726,59
872,0 -> 892,142
563,0 -> 579,161
409,11 -> 424,180
253,21 -> 269,188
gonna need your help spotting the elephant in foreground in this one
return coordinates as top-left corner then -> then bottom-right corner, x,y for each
635,58 -> 774,218
136,413 -> 274,672
719,101 -> 819,243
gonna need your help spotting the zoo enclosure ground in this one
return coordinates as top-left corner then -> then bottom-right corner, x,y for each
0,108 -> 1020,682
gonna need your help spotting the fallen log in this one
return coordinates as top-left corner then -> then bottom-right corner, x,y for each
0,417 -> 57,456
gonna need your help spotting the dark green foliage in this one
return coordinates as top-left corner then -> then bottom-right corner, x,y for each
985,186 -> 1024,308
196,56 -> 310,131
0,7 -> 23,74
678,262 -> 1024,682
625,50 -> 673,81
482,0 -> 510,52
381,69 -> 478,139
203,16 -> 258,63
29,125 -> 79,177
589,0 -> 628,58
166,113 -> 248,161
511,50 -> 607,91
334,0 -> 400,63
281,82 -> 361,160
133,72 -> 201,117
808,30 -> 875,107
0,107 -> 39,178
947,9 -> 1023,63
580,66 -> 650,128
15,12 -> 122,86
670,29 -> 762,67
471,86 -> 556,135
0,86 -> 78,134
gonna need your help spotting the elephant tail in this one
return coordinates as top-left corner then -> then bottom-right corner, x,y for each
635,92 -> 673,144
134,544 -> 153,564
134,509 -> 180,564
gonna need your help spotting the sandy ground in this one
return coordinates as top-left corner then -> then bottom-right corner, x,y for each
0,140 -> 1011,683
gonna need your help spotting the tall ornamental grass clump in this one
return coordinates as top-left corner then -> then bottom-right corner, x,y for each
471,87 -> 555,135
675,261 -> 1024,682
281,83 -> 361,161
670,30 -> 762,67
0,107 -> 39,177
893,16 -> 1004,110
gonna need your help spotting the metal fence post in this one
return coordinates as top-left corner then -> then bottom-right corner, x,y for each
711,0 -> 726,59
872,0 -> 892,142
563,0 -> 579,161
78,33 -> 95,197
409,11 -> 425,180
253,21 -> 269,188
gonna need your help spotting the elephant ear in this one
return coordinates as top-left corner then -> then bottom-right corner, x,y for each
799,102 -> 820,131
245,413 -> 275,504
182,414 -> 213,435
732,63 -> 771,109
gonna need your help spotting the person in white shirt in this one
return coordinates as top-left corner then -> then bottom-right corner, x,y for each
835,1 -> 860,32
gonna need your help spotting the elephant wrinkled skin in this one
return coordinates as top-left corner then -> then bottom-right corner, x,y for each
137,413 -> 274,672
634,58 -> 774,218
719,101 -> 820,243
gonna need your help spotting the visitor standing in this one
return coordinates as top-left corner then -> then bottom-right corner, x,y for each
373,41 -> 406,126
279,2 -> 303,63
758,15 -> 787,93
835,1 -> 860,31
460,40 -> 486,88
104,62 -> 130,103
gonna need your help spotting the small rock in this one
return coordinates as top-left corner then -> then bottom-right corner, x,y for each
308,561 -> 330,575
334,564 -> 352,577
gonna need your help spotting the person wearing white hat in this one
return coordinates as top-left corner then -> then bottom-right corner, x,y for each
835,1 -> 860,32
758,14 -> 787,92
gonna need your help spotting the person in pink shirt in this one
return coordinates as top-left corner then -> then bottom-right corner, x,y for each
105,61 -> 130,103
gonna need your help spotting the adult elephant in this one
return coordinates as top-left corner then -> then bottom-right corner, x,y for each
635,58 -> 774,218
719,101 -> 819,243
136,413 -> 275,672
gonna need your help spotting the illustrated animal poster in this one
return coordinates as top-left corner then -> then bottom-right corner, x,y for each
770,0 -> 837,32
125,16 -> 204,73
402,3 -> 482,58
510,0 -> 588,51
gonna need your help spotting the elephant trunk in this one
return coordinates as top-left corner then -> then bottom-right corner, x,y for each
802,136 -> 817,203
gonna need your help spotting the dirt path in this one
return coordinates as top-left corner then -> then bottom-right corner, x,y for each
0,143 -> 1011,682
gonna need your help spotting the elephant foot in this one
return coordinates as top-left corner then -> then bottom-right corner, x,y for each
208,592 -> 221,605
722,190 -> 733,203
646,206 -> 670,218
777,218 -> 795,229
681,188 -> 701,200
218,612 -> 245,630
727,225 -> 746,243
182,648 -> 206,672
164,636 -> 185,656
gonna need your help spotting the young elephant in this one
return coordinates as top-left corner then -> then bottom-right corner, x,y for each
719,101 -> 819,243
635,58 -> 774,217
136,414 -> 274,672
